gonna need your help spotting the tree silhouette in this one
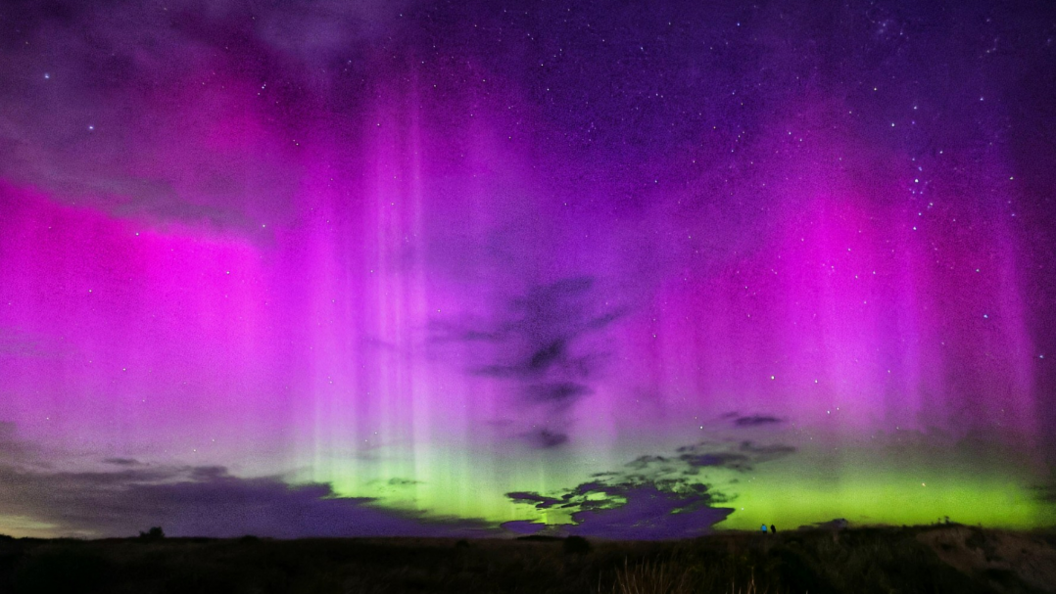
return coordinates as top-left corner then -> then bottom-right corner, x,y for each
138,526 -> 165,542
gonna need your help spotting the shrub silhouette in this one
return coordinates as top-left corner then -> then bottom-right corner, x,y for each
137,527 -> 165,542
563,535 -> 591,554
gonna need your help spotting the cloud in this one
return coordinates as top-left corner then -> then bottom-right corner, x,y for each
0,421 -> 33,461
0,463 -> 498,539
0,328 -> 57,360
503,437 -> 795,539
566,485 -> 732,540
499,520 -> 548,536
458,278 -> 622,381
249,0 -> 418,62
431,277 -> 624,449
677,452 -> 750,471
523,429 -> 570,449
1033,482 -> 1056,504
102,458 -> 142,466
386,477 -> 421,487
798,518 -> 849,531
0,0 -> 417,234
0,425 -> 496,539
737,441 -> 797,461
504,480 -> 733,541
525,382 -> 593,409
505,492 -> 562,509
733,415 -> 785,427
0,420 -> 800,540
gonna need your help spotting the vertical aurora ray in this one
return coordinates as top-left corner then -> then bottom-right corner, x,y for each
0,0 -> 1054,538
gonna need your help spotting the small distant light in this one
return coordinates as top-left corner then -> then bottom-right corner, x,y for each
88,125 -> 94,131
43,73 -> 50,79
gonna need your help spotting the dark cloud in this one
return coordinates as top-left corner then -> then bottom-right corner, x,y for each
0,426 -> 496,538
505,492 -> 562,509
0,463 -> 498,539
387,477 -> 421,487
459,278 -> 622,382
499,520 -> 547,535
567,485 -> 732,540
503,437 -> 795,539
798,518 -> 850,531
524,429 -> 570,449
102,458 -> 142,466
738,441 -> 797,461
665,440 -> 796,473
525,382 -> 593,408
432,276 -> 623,449
733,415 -> 784,427
628,455 -> 669,470
1033,480 -> 1056,504
678,453 -> 750,470
505,481 -> 732,541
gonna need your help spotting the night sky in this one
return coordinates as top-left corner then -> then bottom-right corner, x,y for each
2,0 -> 1055,539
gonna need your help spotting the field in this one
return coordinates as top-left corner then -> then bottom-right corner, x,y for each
1,524 -> 1055,593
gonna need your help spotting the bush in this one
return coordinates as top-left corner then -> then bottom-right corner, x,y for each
563,535 -> 591,554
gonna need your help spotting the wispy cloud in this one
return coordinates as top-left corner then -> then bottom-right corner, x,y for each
431,276 -> 624,449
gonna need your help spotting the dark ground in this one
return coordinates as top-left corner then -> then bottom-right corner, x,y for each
1,524 -> 1054,593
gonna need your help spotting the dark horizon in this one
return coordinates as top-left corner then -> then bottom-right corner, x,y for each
1,0 -> 1055,539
